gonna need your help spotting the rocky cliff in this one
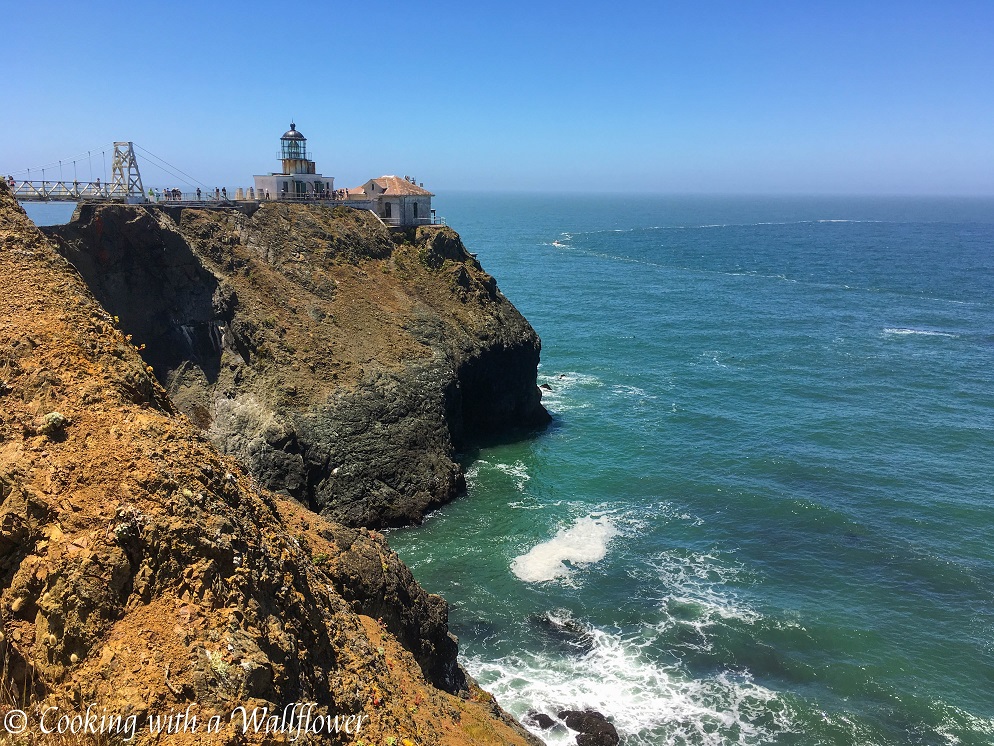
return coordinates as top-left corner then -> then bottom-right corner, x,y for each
44,203 -> 549,528
0,184 -> 540,744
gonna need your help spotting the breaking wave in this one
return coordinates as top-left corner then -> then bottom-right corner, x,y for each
883,327 -> 960,338
464,611 -> 796,746
537,371 -> 603,413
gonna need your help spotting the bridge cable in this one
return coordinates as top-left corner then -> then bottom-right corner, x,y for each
5,144 -> 116,178
10,143 -> 211,192
133,144 -> 210,190
132,153 -> 200,191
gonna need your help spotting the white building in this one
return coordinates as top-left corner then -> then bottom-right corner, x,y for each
250,124 -> 435,226
348,175 -> 434,226
253,123 -> 334,200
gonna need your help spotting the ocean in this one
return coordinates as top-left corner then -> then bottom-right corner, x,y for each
388,195 -> 994,745
23,195 -> 994,745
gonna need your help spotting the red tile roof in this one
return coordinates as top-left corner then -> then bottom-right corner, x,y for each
351,175 -> 434,197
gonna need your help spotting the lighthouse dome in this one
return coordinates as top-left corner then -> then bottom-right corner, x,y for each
282,122 -> 306,140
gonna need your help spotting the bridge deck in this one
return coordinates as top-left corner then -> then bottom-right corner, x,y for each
9,180 -> 128,202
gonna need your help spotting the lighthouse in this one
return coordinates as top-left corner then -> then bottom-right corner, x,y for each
253,123 -> 335,200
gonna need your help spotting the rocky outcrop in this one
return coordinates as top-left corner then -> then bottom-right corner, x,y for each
44,203 -> 549,527
557,710 -> 620,746
1,184 -> 541,744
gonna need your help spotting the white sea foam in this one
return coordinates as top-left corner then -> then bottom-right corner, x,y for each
494,460 -> 531,492
511,515 -> 618,583
694,350 -> 729,368
883,327 -> 960,338
464,461 -> 484,488
481,507 -> 794,743
694,219 -> 884,229
610,383 -> 654,399
606,500 -> 704,532
537,371 -> 603,413
647,550 -> 761,649
507,498 -> 548,510
465,459 -> 532,493
463,614 -> 795,746
538,371 -> 603,388
933,705 -> 994,745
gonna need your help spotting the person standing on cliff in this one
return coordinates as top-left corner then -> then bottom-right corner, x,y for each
196,187 -> 201,201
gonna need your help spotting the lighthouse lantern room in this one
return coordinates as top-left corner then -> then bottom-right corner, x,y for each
253,122 -> 334,200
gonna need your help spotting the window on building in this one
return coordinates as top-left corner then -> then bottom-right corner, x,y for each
413,201 -> 418,219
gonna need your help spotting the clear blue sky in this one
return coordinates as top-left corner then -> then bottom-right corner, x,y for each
2,1 -> 992,194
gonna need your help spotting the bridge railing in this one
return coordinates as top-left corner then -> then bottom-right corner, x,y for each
378,214 -> 445,226
10,180 -> 128,201
10,183 -> 445,225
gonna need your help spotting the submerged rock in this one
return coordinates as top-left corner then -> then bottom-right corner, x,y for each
532,609 -> 597,654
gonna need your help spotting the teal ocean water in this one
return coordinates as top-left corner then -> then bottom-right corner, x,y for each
23,196 -> 994,744
388,195 -> 994,745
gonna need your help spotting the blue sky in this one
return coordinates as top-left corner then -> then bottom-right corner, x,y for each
2,1 -> 992,194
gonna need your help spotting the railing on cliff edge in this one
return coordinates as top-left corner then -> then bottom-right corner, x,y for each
10,181 -> 446,225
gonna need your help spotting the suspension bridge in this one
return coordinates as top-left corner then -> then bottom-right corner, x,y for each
6,142 -> 216,204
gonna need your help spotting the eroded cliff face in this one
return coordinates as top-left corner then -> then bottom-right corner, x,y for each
0,185 -> 539,745
44,203 -> 549,528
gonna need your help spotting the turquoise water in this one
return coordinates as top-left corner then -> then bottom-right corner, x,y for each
387,195 -> 994,745
23,195 -> 994,744
20,201 -> 76,225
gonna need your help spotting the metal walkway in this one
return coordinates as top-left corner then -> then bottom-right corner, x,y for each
8,142 -> 146,203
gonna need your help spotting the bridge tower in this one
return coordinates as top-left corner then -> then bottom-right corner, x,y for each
110,142 -> 145,201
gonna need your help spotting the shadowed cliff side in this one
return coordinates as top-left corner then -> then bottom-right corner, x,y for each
0,184 -> 540,745
44,203 -> 550,528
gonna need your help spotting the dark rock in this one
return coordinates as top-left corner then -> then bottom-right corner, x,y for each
558,709 -> 620,746
44,203 -> 550,529
524,710 -> 558,730
320,522 -> 466,692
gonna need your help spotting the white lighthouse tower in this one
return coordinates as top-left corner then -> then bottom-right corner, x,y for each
253,123 -> 335,200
